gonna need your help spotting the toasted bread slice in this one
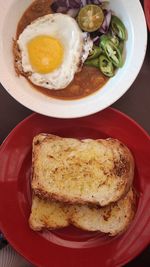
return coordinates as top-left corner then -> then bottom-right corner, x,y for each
29,195 -> 69,231
31,134 -> 134,206
29,189 -> 136,236
70,188 -> 136,236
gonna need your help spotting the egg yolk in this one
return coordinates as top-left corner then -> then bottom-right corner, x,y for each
27,35 -> 64,74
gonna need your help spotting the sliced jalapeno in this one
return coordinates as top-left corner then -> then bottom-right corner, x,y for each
99,55 -> 115,77
100,34 -> 119,47
84,58 -> 99,68
118,40 -> 124,54
111,15 -> 126,41
99,35 -> 123,68
109,35 -> 119,47
99,34 -> 109,47
88,45 -> 102,60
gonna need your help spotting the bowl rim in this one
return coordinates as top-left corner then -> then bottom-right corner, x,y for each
0,0 -> 148,118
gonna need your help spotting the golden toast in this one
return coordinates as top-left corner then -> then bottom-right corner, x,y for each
31,134 -> 134,206
29,189 -> 136,236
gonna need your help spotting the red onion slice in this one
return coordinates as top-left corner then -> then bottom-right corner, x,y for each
99,10 -> 112,33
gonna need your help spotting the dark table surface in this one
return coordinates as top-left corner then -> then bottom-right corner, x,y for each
0,1 -> 150,266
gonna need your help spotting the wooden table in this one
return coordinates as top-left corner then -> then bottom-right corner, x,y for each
0,1 -> 149,266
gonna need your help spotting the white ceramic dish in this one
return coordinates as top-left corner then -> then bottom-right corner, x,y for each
0,0 -> 147,118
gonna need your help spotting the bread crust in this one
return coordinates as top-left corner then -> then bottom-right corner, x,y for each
70,188 -> 136,236
29,194 -> 69,231
29,189 -> 136,236
31,134 -> 134,206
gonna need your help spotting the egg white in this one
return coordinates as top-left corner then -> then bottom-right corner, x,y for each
17,13 -> 93,90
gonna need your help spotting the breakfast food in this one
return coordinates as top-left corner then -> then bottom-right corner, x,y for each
29,196 -> 69,231
29,133 -> 135,236
16,13 -> 92,90
29,188 -> 136,236
70,188 -> 135,235
14,0 -> 127,100
31,134 -> 134,206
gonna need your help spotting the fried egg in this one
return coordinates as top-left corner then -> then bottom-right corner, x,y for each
17,13 -> 93,90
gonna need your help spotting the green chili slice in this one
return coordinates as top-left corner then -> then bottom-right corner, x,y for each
84,58 -> 99,68
99,55 -> 115,77
88,45 -> 102,60
111,15 -> 126,41
99,34 -> 110,47
99,35 -> 123,68
109,35 -> 119,47
100,34 -> 119,47
118,40 -> 124,54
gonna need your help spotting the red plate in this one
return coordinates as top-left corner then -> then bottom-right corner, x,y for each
144,0 -> 150,31
0,108 -> 150,267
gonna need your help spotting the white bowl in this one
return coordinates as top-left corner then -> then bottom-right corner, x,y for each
0,0 -> 147,118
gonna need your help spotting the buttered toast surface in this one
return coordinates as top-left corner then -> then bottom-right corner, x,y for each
29,188 -> 136,236
32,134 -> 134,206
